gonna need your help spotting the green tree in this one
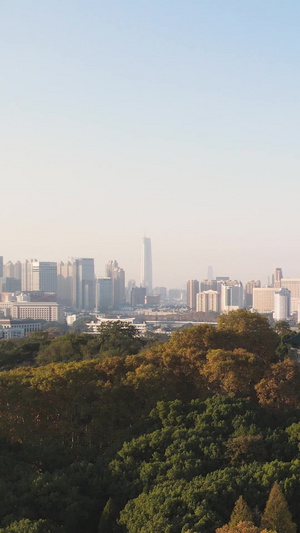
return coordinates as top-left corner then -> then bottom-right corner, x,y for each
260,481 -> 296,533
95,321 -> 146,357
217,310 -> 278,363
228,496 -> 253,528
0,519 -> 64,532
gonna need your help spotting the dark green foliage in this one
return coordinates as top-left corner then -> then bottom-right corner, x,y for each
0,519 -> 64,532
0,310 -> 299,532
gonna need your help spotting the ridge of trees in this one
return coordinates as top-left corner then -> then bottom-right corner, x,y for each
0,311 -> 300,532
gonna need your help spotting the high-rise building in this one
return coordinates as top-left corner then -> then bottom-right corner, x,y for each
4,261 -> 14,278
95,277 -> 113,312
105,260 -> 125,308
32,262 -> 57,293
72,258 -> 95,310
21,259 -> 37,291
0,257 -> 3,278
245,280 -> 261,308
197,290 -> 220,313
200,279 -> 218,292
14,261 -> 22,281
207,265 -> 214,280
253,287 -> 276,313
281,278 -> 300,313
220,281 -> 244,312
131,286 -> 146,307
274,288 -> 290,321
141,237 -> 152,294
274,268 -> 283,289
187,280 -> 199,310
57,261 -> 73,306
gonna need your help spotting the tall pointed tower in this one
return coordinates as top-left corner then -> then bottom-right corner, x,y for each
141,237 -> 152,294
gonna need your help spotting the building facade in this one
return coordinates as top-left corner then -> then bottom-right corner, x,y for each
72,258 -> 95,311
187,280 -> 199,311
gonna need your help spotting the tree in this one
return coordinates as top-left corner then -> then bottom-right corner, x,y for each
228,496 -> 253,527
255,360 -> 300,409
203,349 -> 261,397
216,523 -> 274,533
95,321 -> 146,357
217,310 -> 278,363
0,519 -> 64,532
216,522 -> 258,533
260,481 -> 296,533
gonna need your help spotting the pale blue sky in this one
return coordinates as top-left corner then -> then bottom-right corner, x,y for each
1,1 -> 300,287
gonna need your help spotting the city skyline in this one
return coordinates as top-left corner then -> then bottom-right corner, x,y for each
2,2 -> 300,286
2,248 -> 300,291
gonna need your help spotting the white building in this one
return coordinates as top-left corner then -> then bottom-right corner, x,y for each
11,302 -> 64,323
196,290 -> 220,313
274,288 -> 290,321
253,287 -> 276,314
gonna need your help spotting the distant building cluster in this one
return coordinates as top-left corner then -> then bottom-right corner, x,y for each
187,266 -> 299,322
1,240 -> 300,329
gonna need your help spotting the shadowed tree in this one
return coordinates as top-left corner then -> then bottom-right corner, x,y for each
260,481 -> 296,533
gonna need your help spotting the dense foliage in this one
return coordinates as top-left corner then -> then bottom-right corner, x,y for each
0,312 -> 300,532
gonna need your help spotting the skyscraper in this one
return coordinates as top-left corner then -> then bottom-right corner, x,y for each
141,237 -> 152,294
274,268 -> 283,289
72,258 -> 95,310
187,280 -> 199,310
95,277 -> 113,312
105,260 -> 125,308
32,262 -> 57,293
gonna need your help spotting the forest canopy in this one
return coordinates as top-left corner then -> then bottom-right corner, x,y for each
0,311 -> 299,532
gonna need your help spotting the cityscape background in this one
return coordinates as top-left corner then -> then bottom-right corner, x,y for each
0,237 -> 299,339
2,2 -> 300,287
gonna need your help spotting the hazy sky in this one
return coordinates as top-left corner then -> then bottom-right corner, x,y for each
2,1 -> 300,287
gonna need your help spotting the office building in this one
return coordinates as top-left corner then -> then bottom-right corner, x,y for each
57,261 -> 73,306
141,237 -> 152,294
105,260 -> 125,308
207,265 -> 214,280
0,257 -> 3,278
274,268 -> 283,289
72,258 -> 95,310
0,318 -> 42,338
0,277 -> 21,293
11,301 -> 63,323
187,280 -> 199,310
95,277 -> 113,312
130,286 -> 146,307
22,259 -> 37,291
4,261 -> 14,278
32,262 -> 57,293
274,288 -> 290,321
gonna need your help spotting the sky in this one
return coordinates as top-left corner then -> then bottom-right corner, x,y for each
2,1 -> 300,288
